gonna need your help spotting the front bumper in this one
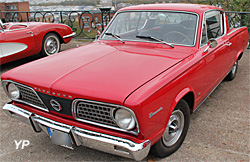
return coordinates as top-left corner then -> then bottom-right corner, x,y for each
3,103 -> 151,161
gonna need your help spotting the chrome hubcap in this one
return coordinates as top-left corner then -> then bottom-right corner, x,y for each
162,110 -> 184,147
45,37 -> 58,54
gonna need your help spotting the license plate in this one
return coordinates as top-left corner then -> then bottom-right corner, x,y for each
46,127 -> 74,149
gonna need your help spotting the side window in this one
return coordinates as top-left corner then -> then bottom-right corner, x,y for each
205,11 -> 224,40
201,11 -> 225,46
227,15 -> 233,29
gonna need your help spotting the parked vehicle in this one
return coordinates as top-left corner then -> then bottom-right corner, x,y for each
0,20 -> 75,64
1,4 -> 249,161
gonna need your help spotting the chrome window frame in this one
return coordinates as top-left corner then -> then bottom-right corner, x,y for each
72,98 -> 139,135
199,9 -> 227,49
227,26 -> 246,36
1,80 -> 49,112
100,10 -> 200,47
200,15 -> 208,46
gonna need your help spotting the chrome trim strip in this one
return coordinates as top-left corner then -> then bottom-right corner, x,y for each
227,27 -> 246,36
72,99 -> 139,135
101,10 -> 199,47
3,103 -> 150,161
193,82 -> 220,112
63,32 -> 76,38
1,80 -> 49,112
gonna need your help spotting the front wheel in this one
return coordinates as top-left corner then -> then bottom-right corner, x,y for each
41,33 -> 61,56
151,99 -> 190,157
225,60 -> 238,81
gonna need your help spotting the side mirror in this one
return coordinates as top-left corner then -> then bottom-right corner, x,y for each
203,39 -> 218,53
209,39 -> 218,48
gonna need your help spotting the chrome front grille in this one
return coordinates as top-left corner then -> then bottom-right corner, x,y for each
2,80 -> 139,134
15,84 -> 47,111
74,100 -> 117,127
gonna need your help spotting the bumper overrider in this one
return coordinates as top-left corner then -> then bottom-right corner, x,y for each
3,103 -> 151,161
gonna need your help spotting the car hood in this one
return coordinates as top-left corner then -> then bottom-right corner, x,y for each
3,41 -> 193,105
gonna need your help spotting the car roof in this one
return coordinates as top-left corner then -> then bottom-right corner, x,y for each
119,3 -> 223,14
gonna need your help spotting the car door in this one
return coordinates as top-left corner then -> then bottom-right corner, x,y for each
0,23 -> 36,62
195,10 -> 232,103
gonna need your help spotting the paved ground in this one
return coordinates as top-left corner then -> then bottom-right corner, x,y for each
0,40 -> 249,162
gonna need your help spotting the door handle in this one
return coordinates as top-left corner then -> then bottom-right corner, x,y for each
226,42 -> 232,47
26,31 -> 33,36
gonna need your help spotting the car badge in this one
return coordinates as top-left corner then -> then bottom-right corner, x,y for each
149,107 -> 163,119
50,99 -> 62,111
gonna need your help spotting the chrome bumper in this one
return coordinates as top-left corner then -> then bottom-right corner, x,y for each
63,32 -> 76,38
3,103 -> 151,161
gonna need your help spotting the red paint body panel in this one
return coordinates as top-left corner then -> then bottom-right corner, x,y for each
0,22 -> 73,64
3,41 -> 192,105
1,3 -> 249,151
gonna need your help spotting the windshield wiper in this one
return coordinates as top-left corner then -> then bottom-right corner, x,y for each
105,33 -> 124,43
136,35 -> 174,48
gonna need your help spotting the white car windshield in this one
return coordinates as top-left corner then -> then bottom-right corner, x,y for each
102,11 -> 198,46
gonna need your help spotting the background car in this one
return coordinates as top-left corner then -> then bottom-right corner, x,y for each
0,20 -> 75,65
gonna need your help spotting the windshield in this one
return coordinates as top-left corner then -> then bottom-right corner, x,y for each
102,11 -> 198,46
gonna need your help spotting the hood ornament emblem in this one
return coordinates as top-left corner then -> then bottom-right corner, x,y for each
50,99 -> 62,111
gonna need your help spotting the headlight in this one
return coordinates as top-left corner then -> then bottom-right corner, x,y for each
114,109 -> 136,130
7,83 -> 20,99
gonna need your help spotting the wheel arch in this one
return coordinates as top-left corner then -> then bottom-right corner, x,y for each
170,87 -> 195,115
237,51 -> 244,60
182,92 -> 195,113
43,31 -> 64,44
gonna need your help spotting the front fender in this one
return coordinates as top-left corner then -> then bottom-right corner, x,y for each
169,87 -> 194,116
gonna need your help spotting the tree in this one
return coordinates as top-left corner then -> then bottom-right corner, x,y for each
194,0 -> 249,34
194,0 -> 249,12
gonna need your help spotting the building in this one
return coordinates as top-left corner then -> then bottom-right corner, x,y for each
0,1 -> 30,22
78,10 -> 116,31
100,0 -> 112,7
29,0 -> 65,5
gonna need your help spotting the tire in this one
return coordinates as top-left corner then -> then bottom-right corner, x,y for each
225,60 -> 238,81
151,99 -> 190,157
41,33 -> 61,56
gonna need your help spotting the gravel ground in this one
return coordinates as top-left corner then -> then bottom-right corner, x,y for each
0,40 -> 249,162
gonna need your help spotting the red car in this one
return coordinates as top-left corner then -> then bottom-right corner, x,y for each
1,4 -> 249,161
0,20 -> 75,64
